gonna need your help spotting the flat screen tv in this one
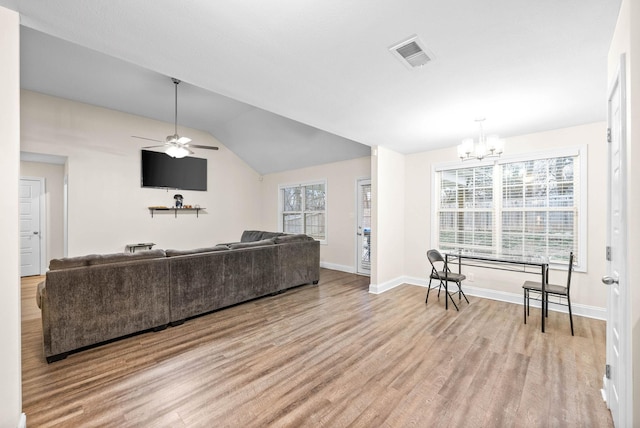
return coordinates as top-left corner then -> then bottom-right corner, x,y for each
141,150 -> 207,191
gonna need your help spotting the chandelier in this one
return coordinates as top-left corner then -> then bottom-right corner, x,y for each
457,118 -> 504,161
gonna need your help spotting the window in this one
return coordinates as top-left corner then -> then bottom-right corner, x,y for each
439,165 -> 494,252
279,180 -> 326,242
434,147 -> 586,268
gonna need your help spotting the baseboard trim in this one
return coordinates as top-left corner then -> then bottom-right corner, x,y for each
601,375 -> 609,404
389,276 -> 606,320
320,261 -> 354,273
369,276 -> 407,294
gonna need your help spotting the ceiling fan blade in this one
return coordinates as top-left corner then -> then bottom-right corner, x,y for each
142,144 -> 169,149
132,135 -> 163,143
189,144 -> 219,150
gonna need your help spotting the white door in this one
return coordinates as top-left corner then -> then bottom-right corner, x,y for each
602,54 -> 628,428
20,178 -> 43,276
357,179 -> 371,275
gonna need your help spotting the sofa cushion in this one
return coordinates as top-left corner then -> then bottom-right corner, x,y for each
260,231 -> 286,240
240,230 -> 286,242
88,249 -> 167,266
166,246 -> 229,257
229,239 -> 275,249
48,255 -> 94,271
240,230 -> 266,242
274,234 -> 314,244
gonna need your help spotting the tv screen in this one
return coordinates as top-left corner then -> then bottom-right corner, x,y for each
141,150 -> 207,191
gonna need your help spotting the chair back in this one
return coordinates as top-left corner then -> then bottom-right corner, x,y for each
427,249 -> 444,264
427,249 -> 446,274
566,251 -> 574,292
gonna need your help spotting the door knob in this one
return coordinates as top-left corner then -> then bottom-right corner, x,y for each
601,275 -> 619,285
33,231 -> 39,235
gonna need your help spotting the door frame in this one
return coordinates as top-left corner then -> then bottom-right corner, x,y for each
602,53 -> 630,427
20,176 -> 47,275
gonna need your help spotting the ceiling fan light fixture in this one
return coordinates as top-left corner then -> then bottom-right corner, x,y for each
133,77 -> 218,155
165,145 -> 189,158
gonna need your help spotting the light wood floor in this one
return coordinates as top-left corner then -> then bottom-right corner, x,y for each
21,270 -> 612,427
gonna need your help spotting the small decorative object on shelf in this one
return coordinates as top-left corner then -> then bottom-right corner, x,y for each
174,194 -> 183,208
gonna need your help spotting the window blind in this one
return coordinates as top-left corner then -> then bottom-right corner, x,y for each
434,147 -> 584,267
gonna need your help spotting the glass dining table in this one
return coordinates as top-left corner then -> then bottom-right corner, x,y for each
443,250 -> 550,332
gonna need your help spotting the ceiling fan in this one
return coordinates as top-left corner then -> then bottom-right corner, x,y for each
132,78 -> 219,158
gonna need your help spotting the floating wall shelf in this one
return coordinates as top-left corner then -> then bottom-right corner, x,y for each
148,207 -> 205,218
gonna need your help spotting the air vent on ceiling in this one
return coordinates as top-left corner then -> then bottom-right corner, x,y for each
389,35 -> 433,69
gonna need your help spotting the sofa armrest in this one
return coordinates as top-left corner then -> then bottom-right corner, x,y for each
36,281 -> 46,309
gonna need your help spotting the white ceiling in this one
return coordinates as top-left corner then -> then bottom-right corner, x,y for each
2,0 -> 621,174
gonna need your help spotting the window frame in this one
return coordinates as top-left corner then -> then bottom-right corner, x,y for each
278,179 -> 328,244
431,146 -> 587,271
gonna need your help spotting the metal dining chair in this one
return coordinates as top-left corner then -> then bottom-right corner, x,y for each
522,252 -> 574,335
426,249 -> 469,311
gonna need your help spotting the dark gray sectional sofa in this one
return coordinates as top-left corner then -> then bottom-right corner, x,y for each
37,231 -> 320,363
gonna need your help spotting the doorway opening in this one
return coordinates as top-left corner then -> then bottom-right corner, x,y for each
20,152 -> 68,275
357,179 -> 371,275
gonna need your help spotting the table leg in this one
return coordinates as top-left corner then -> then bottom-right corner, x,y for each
541,264 -> 546,333
444,254 -> 449,310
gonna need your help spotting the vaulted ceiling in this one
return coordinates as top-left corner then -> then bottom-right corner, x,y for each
1,1 -> 621,174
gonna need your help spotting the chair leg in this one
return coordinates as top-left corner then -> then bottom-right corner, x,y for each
523,289 -> 527,324
459,283 -> 469,304
445,288 -> 459,311
427,278 -> 468,311
567,296 -> 574,336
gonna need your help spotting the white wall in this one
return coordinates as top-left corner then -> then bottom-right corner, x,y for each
0,6 -> 23,428
260,156 -> 371,272
370,146 -> 406,291
20,161 -> 65,262
608,0 -> 639,422
403,122 -> 608,311
20,90 -> 264,256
